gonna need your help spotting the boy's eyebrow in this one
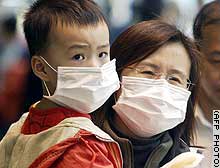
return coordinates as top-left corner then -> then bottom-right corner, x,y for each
68,43 -> 110,50
97,44 -> 110,49
68,43 -> 90,50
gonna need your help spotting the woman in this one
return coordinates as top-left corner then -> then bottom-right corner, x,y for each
92,20 -> 201,168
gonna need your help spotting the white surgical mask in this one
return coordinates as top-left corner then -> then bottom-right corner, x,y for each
113,76 -> 191,137
41,57 -> 120,113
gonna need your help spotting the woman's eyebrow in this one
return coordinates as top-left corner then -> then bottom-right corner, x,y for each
138,62 -> 160,69
169,69 -> 187,77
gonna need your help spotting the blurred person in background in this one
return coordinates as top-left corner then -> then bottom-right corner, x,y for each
161,0 -> 200,37
95,0 -> 164,43
133,0 -> 163,21
193,0 -> 220,148
0,13 -> 29,139
107,0 -> 134,43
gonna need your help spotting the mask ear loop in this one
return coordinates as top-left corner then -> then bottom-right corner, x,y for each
40,56 -> 57,73
39,56 -> 57,97
43,81 -> 51,96
113,81 -> 123,103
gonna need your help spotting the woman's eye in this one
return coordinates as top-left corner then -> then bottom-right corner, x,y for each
169,76 -> 182,84
72,54 -> 85,61
99,52 -> 108,59
141,70 -> 155,76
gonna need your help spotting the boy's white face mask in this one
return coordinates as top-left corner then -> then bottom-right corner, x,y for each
113,76 -> 191,138
41,57 -> 120,113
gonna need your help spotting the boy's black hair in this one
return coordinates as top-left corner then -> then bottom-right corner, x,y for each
23,0 -> 107,56
193,0 -> 220,43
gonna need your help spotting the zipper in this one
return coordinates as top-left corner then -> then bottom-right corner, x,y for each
106,142 -> 122,168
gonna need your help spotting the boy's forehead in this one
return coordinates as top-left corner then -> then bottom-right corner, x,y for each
48,20 -> 109,47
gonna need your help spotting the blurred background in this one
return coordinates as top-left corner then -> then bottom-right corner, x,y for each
0,0 -> 215,139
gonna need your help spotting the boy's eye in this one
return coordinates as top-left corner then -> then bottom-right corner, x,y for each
99,52 -> 108,59
72,54 -> 85,61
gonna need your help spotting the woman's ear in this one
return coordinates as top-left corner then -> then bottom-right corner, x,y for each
31,56 -> 50,81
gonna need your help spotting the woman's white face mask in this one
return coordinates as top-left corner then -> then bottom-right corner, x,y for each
41,57 -> 120,113
113,76 -> 191,138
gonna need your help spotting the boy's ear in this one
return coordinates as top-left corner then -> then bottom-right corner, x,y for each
31,56 -> 50,81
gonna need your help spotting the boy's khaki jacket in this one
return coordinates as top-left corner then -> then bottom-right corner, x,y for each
0,113 -> 122,168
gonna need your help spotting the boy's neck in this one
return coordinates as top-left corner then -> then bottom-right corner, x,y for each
35,97 -> 62,110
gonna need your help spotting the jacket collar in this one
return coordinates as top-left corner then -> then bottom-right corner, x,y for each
101,109 -> 174,168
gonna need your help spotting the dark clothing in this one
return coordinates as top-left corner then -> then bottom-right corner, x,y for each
92,98 -> 189,168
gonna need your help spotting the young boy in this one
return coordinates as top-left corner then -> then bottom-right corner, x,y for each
0,0 -> 122,168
